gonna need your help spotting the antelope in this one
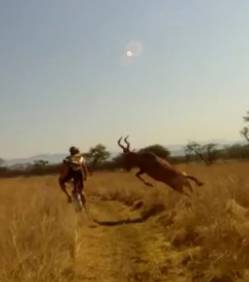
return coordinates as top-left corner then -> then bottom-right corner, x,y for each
118,137 -> 204,195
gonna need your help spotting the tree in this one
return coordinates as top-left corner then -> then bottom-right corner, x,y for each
111,153 -> 124,167
203,143 -> 218,164
243,111 -> 249,122
139,144 -> 170,160
27,160 -> 50,175
241,111 -> 249,143
185,142 -> 204,163
0,158 -> 4,167
85,144 -> 111,169
223,144 -> 249,159
240,127 -> 249,142
33,160 -> 49,168
185,142 -> 218,165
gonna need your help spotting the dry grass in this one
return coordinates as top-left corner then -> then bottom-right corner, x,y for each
1,161 -> 249,281
157,161 -> 249,282
0,176 -> 78,282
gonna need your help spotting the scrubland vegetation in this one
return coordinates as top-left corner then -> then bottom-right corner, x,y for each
1,161 -> 249,281
0,177 -> 77,282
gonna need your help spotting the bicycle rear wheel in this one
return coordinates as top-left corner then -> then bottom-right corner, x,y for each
72,179 -> 86,212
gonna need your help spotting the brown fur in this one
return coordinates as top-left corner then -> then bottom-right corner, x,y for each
118,137 -> 204,195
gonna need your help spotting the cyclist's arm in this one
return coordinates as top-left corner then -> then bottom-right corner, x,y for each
80,155 -> 89,180
82,162 -> 89,180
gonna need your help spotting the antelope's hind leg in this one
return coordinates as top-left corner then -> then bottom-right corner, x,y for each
173,180 -> 192,198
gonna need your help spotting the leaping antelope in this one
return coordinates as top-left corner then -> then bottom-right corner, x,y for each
118,137 -> 204,195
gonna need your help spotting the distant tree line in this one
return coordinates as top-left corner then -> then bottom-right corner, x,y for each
0,110 -> 249,177
183,142 -> 249,164
0,142 -> 249,177
0,161 -> 59,177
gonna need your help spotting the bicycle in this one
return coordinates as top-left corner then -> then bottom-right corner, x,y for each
71,179 -> 86,212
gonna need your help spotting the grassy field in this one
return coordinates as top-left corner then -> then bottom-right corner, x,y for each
1,161 -> 249,281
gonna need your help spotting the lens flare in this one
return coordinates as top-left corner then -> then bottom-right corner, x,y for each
126,50 -> 133,57
121,40 -> 143,65
126,41 -> 143,57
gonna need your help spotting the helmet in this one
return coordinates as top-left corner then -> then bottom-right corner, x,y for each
69,146 -> 79,155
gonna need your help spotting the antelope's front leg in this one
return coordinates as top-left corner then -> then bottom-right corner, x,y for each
136,170 -> 153,187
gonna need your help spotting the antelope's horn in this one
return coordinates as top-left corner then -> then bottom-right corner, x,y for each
117,137 -> 127,152
124,136 -> 130,151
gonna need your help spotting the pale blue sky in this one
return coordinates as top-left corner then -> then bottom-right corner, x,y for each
0,0 -> 248,158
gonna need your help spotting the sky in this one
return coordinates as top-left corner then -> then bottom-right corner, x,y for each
0,0 -> 249,158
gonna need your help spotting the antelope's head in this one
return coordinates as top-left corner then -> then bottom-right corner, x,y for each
117,136 -> 138,171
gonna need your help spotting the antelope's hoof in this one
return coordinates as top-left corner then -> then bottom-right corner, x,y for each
67,197 -> 72,203
146,182 -> 153,187
198,182 -> 204,186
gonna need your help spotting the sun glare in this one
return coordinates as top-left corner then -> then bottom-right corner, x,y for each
126,50 -> 133,57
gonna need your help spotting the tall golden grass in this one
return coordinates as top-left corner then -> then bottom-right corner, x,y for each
1,161 -> 249,281
0,176 -> 78,282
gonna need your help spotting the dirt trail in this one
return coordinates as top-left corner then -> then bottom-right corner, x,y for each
73,200 -> 192,282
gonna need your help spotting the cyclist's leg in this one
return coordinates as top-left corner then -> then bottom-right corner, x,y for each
71,171 -> 78,197
59,174 -> 72,202
74,171 -> 85,204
